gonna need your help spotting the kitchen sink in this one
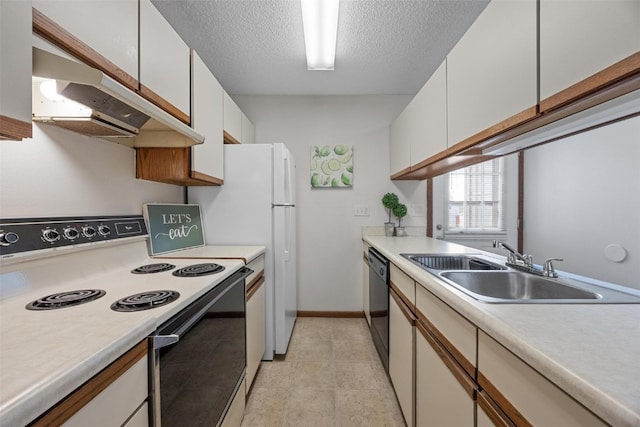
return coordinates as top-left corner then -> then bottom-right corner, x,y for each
402,254 -> 507,272
438,271 -> 640,304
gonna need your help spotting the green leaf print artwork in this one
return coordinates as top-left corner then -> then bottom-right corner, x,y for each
310,145 -> 353,188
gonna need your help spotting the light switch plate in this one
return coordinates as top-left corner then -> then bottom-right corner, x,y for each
353,204 -> 370,216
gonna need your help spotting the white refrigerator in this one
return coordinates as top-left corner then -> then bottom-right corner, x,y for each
188,143 -> 297,359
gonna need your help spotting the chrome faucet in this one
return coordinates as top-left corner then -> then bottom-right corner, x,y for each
492,240 -> 563,278
492,240 -> 532,267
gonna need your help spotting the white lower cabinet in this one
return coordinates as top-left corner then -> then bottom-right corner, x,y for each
415,321 -> 476,426
478,331 -> 606,426
222,378 -> 246,427
246,277 -> 265,393
389,290 -> 415,427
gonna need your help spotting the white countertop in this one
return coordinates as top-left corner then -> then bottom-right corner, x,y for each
0,241 -> 245,426
154,245 -> 265,264
363,235 -> 640,427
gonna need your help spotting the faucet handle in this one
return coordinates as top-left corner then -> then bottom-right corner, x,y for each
542,258 -> 563,278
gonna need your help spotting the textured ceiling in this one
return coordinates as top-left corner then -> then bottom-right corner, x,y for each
152,0 -> 489,96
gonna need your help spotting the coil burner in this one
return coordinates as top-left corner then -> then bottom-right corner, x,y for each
110,290 -> 180,312
26,289 -> 106,310
131,263 -> 176,274
172,263 -> 225,277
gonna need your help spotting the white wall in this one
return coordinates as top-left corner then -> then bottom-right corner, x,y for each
235,95 -> 419,311
523,116 -> 640,289
0,124 -> 182,218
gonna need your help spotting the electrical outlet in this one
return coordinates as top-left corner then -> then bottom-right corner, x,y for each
353,204 -> 370,216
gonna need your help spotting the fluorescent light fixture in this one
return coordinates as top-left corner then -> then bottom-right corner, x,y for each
483,89 -> 640,156
301,0 -> 339,70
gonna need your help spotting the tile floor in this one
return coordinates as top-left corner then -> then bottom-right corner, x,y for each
241,317 -> 406,427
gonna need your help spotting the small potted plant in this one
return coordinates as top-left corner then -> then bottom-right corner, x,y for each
393,203 -> 408,237
381,192 -> 399,237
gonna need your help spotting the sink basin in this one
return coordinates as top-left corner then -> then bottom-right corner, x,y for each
438,271 -> 640,304
440,271 -> 598,301
402,254 -> 507,271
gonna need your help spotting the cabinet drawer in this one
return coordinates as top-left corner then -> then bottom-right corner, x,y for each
415,281 -> 476,377
478,331 -> 606,426
390,264 -> 415,308
64,356 -> 148,427
246,255 -> 265,291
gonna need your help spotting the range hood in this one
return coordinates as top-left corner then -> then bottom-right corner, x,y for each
31,47 -> 204,148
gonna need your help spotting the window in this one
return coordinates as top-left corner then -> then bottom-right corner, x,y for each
445,158 -> 505,234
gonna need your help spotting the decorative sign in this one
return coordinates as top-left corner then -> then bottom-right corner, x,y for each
143,203 -> 205,255
310,145 -> 353,188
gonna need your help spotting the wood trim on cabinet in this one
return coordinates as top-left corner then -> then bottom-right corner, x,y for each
363,254 -> 368,263
517,151 -> 524,253
297,311 -> 365,318
246,275 -> 264,301
138,84 -> 190,125
477,390 -> 518,427
390,287 -> 416,325
415,306 -> 475,380
29,340 -> 148,427
136,148 -> 222,186
389,279 -> 416,314
540,51 -> 640,113
426,179 -> 433,237
223,130 -> 241,145
478,371 -> 533,427
416,320 -> 477,399
0,115 -> 32,140
390,165 -> 412,180
32,8 -> 138,92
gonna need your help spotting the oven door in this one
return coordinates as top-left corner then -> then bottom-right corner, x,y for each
149,267 -> 252,427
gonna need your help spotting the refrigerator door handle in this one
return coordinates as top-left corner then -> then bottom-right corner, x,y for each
273,203 -> 296,207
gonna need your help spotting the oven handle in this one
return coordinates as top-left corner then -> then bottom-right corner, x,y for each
153,267 -> 254,343
153,334 -> 179,350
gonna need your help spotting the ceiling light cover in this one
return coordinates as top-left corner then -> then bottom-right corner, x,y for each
301,0 -> 339,70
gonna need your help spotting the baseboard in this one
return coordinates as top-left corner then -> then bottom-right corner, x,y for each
297,310 -> 365,318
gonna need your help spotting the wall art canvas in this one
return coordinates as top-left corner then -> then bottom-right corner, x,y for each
310,145 -> 353,188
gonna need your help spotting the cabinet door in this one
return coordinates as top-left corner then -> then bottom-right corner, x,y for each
32,0 -> 138,80
246,278 -> 265,392
191,50 -> 224,181
389,106 -> 413,176
389,290 -> 415,427
241,113 -> 255,144
223,92 -> 243,143
139,0 -> 190,122
540,0 -> 640,106
447,0 -> 537,147
0,0 -> 32,140
363,254 -> 370,326
415,321 -> 475,426
410,59 -> 448,162
478,331 -> 607,426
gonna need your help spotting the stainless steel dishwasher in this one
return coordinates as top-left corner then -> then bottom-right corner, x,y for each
368,247 -> 389,372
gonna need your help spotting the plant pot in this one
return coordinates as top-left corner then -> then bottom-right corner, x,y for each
384,222 -> 395,237
395,226 -> 407,237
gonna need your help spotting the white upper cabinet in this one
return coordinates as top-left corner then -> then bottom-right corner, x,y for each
241,112 -> 255,144
139,0 -> 190,121
0,0 -> 32,140
191,50 -> 224,181
447,0 -> 537,146
390,59 -> 447,175
389,104 -> 413,176
411,59 -> 448,157
32,0 -> 138,80
540,0 -> 640,103
223,91 -> 243,143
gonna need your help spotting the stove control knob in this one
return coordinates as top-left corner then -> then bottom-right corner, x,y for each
42,229 -> 60,243
82,226 -> 97,238
0,232 -> 19,246
63,227 -> 80,240
98,225 -> 111,236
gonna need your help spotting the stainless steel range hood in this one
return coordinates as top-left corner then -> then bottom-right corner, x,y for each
31,47 -> 204,148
